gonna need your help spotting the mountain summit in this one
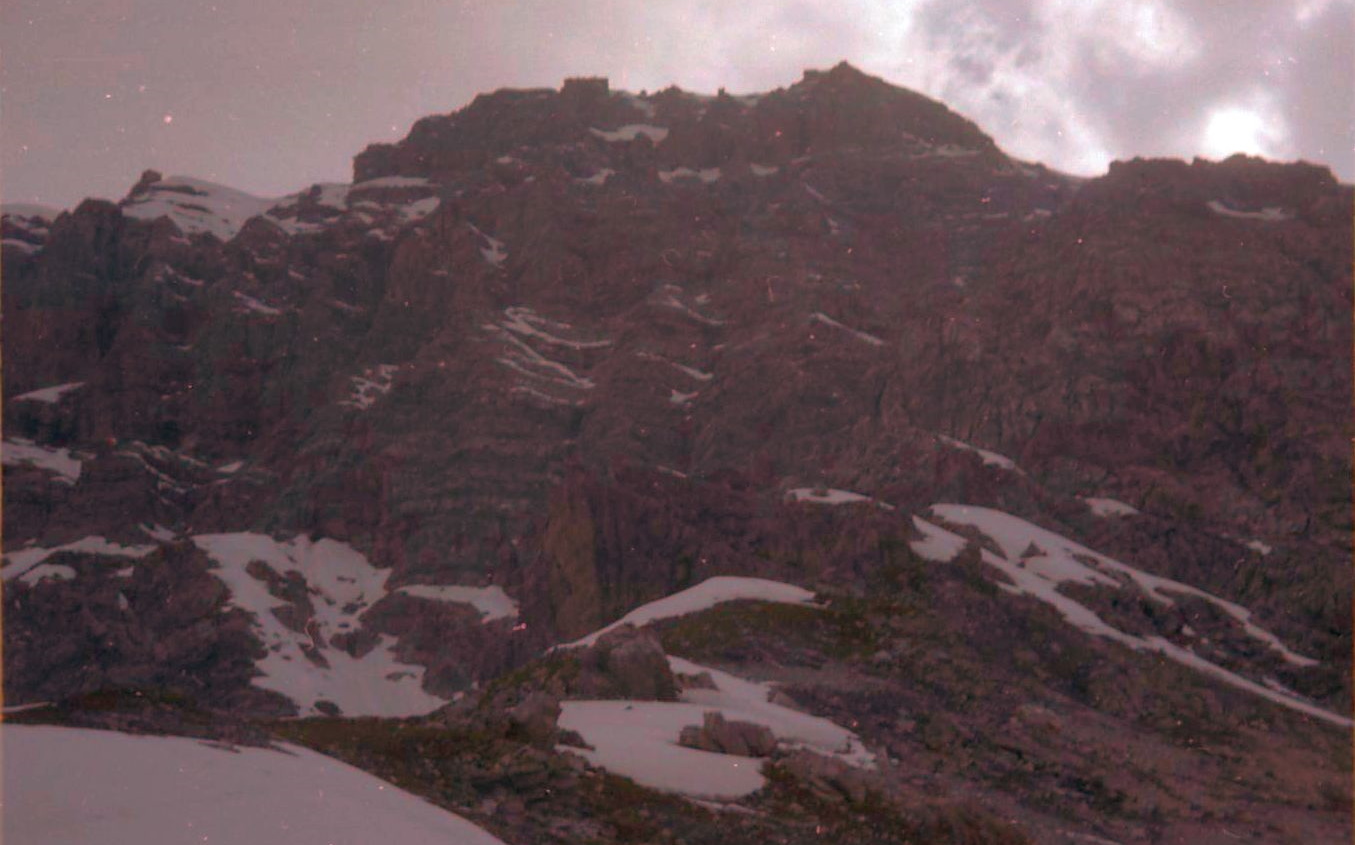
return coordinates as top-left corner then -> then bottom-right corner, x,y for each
3,66 -> 1351,845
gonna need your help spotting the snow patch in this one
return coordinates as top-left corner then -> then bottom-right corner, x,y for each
501,306 -> 611,349
590,124 -> 670,143
749,163 -> 779,177
562,576 -> 818,649
637,352 -> 713,381
353,175 -> 433,189
1206,200 -> 1289,222
11,381 -> 84,404
936,435 -> 1022,472
233,290 -> 284,316
141,523 -> 178,542
468,223 -> 507,267
808,312 -> 884,346
656,289 -> 726,326
558,656 -> 871,800
395,584 -> 518,622
192,533 -> 448,717
2,238 -> 39,254
490,326 -> 596,390
909,517 -> 969,563
576,168 -> 615,185
3,438 -> 82,483
17,563 -> 77,585
786,488 -> 870,506
2,536 -> 156,583
341,364 -> 399,409
1083,497 -> 1140,517
123,176 -> 278,241
400,196 -> 441,222
659,167 -> 721,184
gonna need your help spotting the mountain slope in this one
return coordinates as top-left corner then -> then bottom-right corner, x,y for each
2,63 -> 1350,844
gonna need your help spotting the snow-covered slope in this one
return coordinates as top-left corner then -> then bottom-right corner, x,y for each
1,724 -> 509,845
192,533 -> 506,716
917,505 -> 1350,727
122,176 -> 281,240
561,576 -> 819,649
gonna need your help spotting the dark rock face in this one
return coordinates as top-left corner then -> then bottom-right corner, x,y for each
679,710 -> 778,757
2,65 -> 1350,843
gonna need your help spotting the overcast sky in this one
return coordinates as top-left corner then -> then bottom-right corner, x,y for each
3,0 -> 1351,209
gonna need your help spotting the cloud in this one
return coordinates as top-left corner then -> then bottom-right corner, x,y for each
2,0 -> 1350,206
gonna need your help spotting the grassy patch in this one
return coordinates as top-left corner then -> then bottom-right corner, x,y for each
657,599 -> 885,663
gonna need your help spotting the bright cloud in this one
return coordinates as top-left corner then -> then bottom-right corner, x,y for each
1203,100 -> 1288,160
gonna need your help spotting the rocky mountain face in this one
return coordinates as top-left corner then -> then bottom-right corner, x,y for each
3,63 -> 1350,844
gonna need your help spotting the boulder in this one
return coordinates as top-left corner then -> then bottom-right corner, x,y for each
571,625 -> 677,701
677,711 -> 778,757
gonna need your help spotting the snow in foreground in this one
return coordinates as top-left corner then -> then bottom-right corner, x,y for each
1,724 -> 508,845
915,505 -> 1350,728
562,576 -> 819,649
559,656 -> 872,800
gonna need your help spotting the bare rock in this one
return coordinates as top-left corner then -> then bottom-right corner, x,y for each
571,624 -> 677,701
678,710 -> 778,757
507,692 -> 562,748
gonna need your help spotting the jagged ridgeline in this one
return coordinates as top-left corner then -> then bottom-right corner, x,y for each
3,63 -> 1351,845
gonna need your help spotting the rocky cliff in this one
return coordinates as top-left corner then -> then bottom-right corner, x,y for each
3,63 -> 1350,844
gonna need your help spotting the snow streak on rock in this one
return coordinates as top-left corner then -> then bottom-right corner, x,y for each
2,537 -> 156,583
2,438 -> 83,483
342,364 -> 399,409
808,312 -> 884,346
1082,497 -> 1140,517
11,381 -> 84,404
396,583 -> 518,622
1206,200 -> 1290,222
936,435 -> 1021,472
924,505 -> 1348,727
589,124 -> 669,143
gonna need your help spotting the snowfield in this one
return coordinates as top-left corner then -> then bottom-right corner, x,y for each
192,533 -> 510,716
1,725 -> 509,845
122,176 -> 279,241
559,655 -> 872,800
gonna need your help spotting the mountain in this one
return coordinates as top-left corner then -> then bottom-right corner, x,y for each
3,63 -> 1350,844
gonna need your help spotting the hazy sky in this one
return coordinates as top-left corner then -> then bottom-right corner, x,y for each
3,0 -> 1351,208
